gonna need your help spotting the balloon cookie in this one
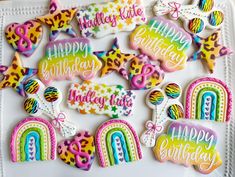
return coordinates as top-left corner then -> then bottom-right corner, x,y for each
153,0 -> 224,34
68,81 -> 136,118
0,52 -> 37,97
94,38 -> 135,79
36,0 -> 77,41
10,117 -> 57,162
153,121 -> 222,174
184,77 -> 232,122
130,17 -> 192,72
189,29 -> 233,73
140,83 -> 184,147
95,119 -> 142,167
24,79 -> 77,137
76,0 -> 146,38
5,20 -> 43,57
38,38 -> 102,85
58,131 -> 95,171
129,54 -> 165,90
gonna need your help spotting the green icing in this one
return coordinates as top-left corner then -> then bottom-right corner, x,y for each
196,87 -> 221,121
106,128 -> 133,166
20,128 -> 45,161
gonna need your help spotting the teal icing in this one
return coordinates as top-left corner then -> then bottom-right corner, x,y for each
25,131 -> 40,161
111,132 -> 129,165
201,92 -> 217,120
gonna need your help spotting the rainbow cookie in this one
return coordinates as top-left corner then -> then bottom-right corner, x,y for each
38,38 -> 102,85
5,20 -> 43,57
76,0 -> 146,38
0,52 -> 37,97
36,0 -> 77,41
10,117 -> 57,162
67,81 -> 136,118
153,121 -> 222,174
58,131 -> 95,171
24,79 -> 77,137
185,77 -> 232,122
130,17 -> 192,72
153,0 -> 224,34
95,119 -> 142,167
129,54 -> 165,90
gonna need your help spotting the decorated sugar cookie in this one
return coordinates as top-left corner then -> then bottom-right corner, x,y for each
58,131 -> 95,171
140,83 -> 183,147
130,17 -> 192,72
185,77 -> 232,122
76,0 -> 146,38
68,81 -> 136,118
129,54 -> 165,90
153,0 -> 224,34
96,119 -> 142,167
153,121 -> 222,174
0,53 -> 37,97
167,104 -> 184,120
36,0 -> 77,41
38,38 -> 102,85
10,117 -> 57,162
94,38 -> 135,79
189,29 -> 233,73
5,20 -> 43,57
24,79 -> 77,137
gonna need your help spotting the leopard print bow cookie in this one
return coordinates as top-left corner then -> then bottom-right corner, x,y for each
58,131 -> 95,171
5,20 -> 43,57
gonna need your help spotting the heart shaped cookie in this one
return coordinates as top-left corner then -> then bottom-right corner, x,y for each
57,131 -> 95,171
5,20 -> 43,57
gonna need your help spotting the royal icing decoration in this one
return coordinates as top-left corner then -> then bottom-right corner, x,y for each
129,54 -> 165,90
140,83 -> 183,147
38,38 -> 102,85
36,0 -> 77,41
10,117 -> 57,162
185,77 -> 232,122
5,20 -> 43,57
167,104 -> 184,120
153,0 -> 224,34
24,79 -> 77,137
76,0 -> 146,38
189,29 -> 233,73
68,81 -> 136,118
130,17 -> 192,72
0,53 -> 37,97
96,119 -> 142,167
153,121 -> 222,174
58,131 -> 95,171
94,38 -> 134,79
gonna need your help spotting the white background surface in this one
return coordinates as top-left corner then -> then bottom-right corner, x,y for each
0,0 -> 235,177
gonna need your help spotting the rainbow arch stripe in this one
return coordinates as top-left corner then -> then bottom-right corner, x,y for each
95,119 -> 142,167
10,117 -> 57,162
185,77 -> 232,122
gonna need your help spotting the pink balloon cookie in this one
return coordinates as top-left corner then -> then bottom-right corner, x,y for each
130,17 -> 192,72
38,38 -> 102,85
129,54 -> 165,90
76,0 -> 147,38
58,131 -> 95,171
10,117 -> 57,162
153,121 -> 222,174
67,81 -> 136,118
184,77 -> 232,122
5,20 -> 43,57
96,119 -> 142,167
24,79 -> 77,137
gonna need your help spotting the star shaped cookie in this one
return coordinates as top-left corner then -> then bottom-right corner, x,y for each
37,0 -> 77,41
0,53 -> 38,97
190,29 -> 233,73
94,38 -> 135,79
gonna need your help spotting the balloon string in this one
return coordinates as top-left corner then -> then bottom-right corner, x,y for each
36,94 -> 55,118
157,99 -> 169,120
152,105 -> 158,123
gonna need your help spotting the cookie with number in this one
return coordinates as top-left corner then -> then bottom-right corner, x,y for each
5,20 -> 43,57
